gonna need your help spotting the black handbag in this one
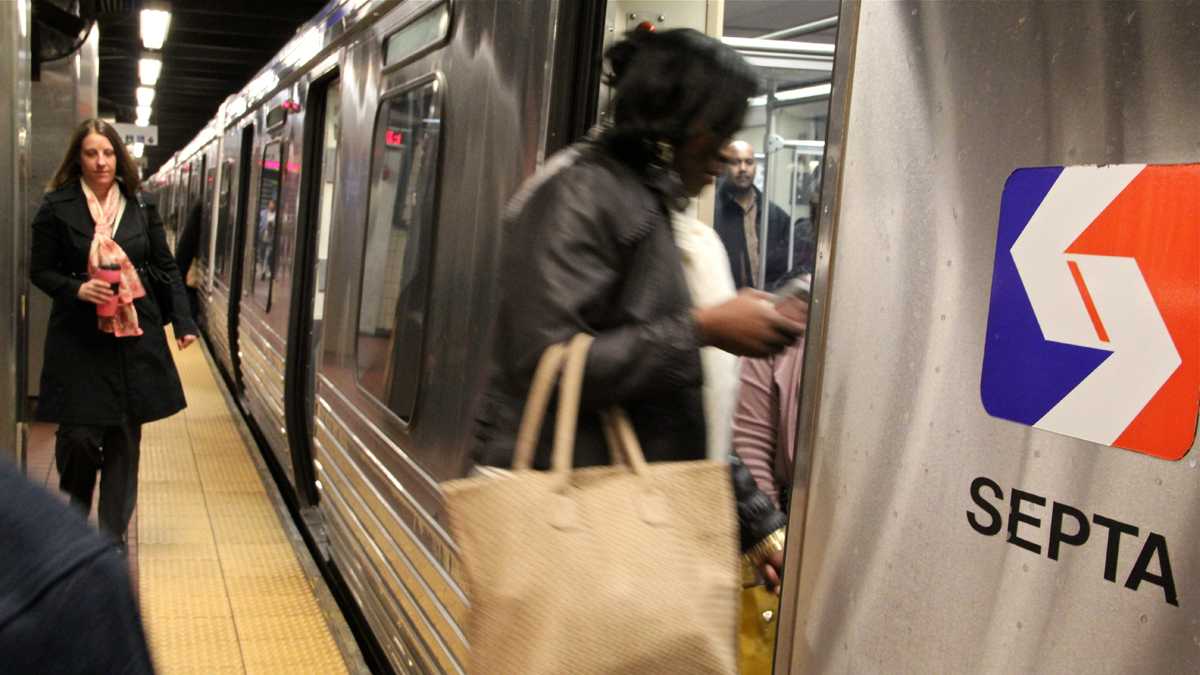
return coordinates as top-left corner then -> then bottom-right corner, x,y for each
134,196 -> 174,327
141,265 -> 175,327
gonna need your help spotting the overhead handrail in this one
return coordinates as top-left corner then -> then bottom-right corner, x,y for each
721,37 -> 836,57
758,16 -> 838,41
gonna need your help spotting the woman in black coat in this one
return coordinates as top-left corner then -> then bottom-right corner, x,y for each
29,119 -> 198,553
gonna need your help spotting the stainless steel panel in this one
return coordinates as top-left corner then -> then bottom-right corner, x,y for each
781,2 -> 1200,672
26,25 -> 98,399
316,410 -> 467,673
309,1 -> 563,671
0,0 -> 30,464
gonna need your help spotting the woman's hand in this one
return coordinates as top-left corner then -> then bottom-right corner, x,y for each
759,549 -> 784,596
693,289 -> 804,357
775,296 -> 809,327
177,334 -> 198,350
76,279 -> 114,305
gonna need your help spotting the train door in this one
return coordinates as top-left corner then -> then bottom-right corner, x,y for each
287,71 -> 341,508
206,125 -> 244,388
173,164 -> 190,249
308,1 -> 574,669
239,107 -> 295,493
227,123 -> 255,395
586,4 -> 841,673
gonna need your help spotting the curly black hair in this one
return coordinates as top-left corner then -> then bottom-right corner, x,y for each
601,28 -> 758,168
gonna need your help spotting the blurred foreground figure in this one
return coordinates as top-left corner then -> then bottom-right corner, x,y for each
0,459 -> 154,673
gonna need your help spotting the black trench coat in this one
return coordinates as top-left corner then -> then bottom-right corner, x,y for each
29,180 -> 197,427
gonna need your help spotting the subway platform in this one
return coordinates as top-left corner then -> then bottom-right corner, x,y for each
25,331 -> 367,675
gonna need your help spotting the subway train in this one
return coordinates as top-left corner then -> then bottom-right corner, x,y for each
99,0 -> 1200,673
146,1 -> 608,671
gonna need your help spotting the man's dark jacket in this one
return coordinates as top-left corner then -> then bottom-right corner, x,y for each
0,459 -> 153,672
714,181 -> 793,289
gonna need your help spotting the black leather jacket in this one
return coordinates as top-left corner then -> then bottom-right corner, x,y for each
472,139 -> 786,551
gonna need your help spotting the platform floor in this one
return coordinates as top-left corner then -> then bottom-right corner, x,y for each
26,333 -> 366,674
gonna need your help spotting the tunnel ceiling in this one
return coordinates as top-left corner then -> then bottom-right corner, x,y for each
95,0 -> 329,175
92,0 -> 839,176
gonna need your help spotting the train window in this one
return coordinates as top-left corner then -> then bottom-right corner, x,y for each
214,159 -> 233,280
383,4 -> 449,67
355,79 -> 442,423
252,141 -> 283,311
200,161 -> 215,265
312,77 -> 340,326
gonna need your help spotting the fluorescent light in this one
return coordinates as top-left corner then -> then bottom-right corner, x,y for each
131,143 -> 145,159
136,86 -> 156,106
749,83 -> 832,107
136,106 -> 152,126
140,9 -> 171,50
138,56 -> 162,86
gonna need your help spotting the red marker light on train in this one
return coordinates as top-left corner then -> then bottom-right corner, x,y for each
385,128 -> 404,147
636,20 -> 656,32
282,99 -> 302,112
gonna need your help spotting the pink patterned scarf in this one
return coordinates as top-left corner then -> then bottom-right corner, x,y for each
82,181 -> 145,337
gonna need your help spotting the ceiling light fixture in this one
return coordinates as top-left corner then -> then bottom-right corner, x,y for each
131,142 -> 145,159
136,86 -> 155,107
135,105 -> 152,126
138,55 -> 162,86
749,82 -> 833,108
140,9 -> 172,51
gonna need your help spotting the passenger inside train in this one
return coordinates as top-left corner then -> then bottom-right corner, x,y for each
716,140 -> 796,289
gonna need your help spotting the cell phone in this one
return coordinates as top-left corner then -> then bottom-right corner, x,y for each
773,275 -> 811,305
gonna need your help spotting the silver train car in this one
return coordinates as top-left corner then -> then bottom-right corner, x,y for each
147,0 -> 605,671
144,0 -> 1199,673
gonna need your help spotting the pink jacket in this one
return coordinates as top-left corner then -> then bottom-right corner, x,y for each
732,339 -> 805,511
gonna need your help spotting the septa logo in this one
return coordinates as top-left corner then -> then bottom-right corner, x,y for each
981,164 -> 1200,460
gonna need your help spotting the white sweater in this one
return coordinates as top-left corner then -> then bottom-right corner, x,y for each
671,209 -> 740,461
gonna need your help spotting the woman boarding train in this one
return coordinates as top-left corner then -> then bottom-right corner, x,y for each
30,118 -> 198,554
473,28 -> 799,586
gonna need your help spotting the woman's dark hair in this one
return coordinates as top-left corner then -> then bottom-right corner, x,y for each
603,28 -> 758,161
48,118 -> 141,193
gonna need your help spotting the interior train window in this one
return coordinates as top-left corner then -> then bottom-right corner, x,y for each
200,161 -> 214,264
312,77 -> 341,327
383,3 -> 449,67
213,162 -> 232,277
355,79 -> 442,423
253,141 -> 283,312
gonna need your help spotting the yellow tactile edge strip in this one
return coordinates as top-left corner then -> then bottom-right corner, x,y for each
138,328 -> 367,675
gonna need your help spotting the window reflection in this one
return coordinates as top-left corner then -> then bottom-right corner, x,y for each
313,78 -> 341,327
253,142 -> 282,311
215,160 -> 232,280
355,81 -> 441,423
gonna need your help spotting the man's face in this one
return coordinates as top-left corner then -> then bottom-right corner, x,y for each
724,142 -> 757,191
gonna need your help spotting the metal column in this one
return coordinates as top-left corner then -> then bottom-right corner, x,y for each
0,1 -> 31,464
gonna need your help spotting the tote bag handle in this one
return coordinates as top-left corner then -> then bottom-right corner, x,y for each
511,335 -> 651,478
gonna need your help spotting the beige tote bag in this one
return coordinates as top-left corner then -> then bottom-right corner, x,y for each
443,334 -> 740,674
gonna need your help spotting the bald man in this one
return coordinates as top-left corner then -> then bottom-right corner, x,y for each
714,141 -> 793,289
